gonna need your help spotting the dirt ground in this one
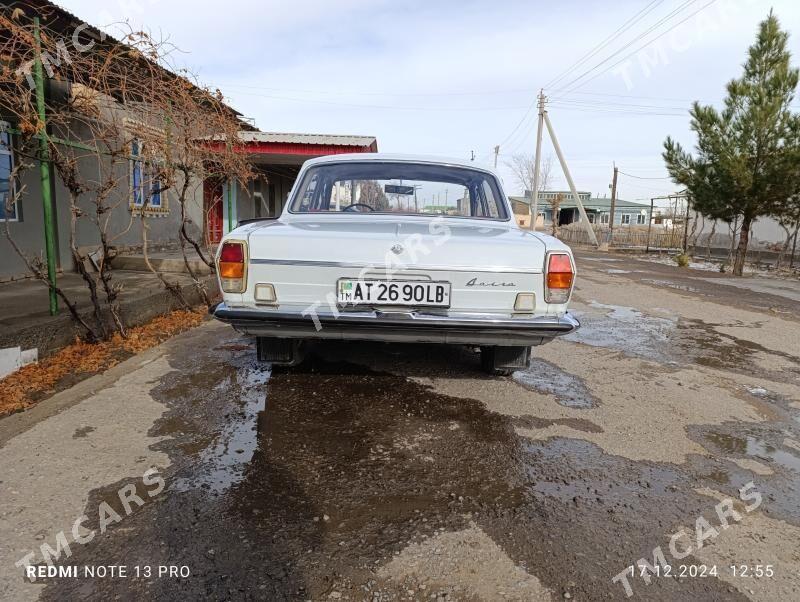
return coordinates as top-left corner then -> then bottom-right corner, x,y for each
0,250 -> 798,601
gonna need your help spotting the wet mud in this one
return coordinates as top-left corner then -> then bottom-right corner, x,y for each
27,251 -> 800,601
513,359 -> 598,409
40,336 -> 755,601
568,301 -> 800,382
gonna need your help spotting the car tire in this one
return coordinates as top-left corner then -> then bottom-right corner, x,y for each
480,345 -> 530,376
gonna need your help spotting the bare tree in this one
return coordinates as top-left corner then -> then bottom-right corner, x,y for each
507,153 -> 553,196
507,154 -> 554,227
0,7 -> 251,340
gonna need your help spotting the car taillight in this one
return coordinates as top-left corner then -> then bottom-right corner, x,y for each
545,252 -> 574,303
218,241 -> 247,292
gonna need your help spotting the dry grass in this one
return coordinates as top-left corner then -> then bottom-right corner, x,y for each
0,309 -> 205,417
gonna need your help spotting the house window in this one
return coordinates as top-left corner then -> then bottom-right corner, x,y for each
621,214 -> 631,225
587,213 -> 595,224
0,127 -> 19,222
130,139 -> 162,209
600,213 -> 609,224
637,213 -> 646,225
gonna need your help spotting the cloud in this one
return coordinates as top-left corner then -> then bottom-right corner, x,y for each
58,0 -> 800,197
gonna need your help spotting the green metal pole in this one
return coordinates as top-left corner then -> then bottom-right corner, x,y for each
33,17 -> 58,315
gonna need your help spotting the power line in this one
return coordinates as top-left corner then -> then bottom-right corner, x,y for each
548,98 -> 688,111
558,0 -> 719,95
494,95 -> 540,153
544,0 -> 666,90
546,102 -> 685,116
618,170 -> 673,180
544,0 -> 663,89
553,90 -> 713,103
499,2 -> 669,159
218,82 -> 539,98
555,90 -> 800,111
552,0 -> 702,95
225,90 -> 531,111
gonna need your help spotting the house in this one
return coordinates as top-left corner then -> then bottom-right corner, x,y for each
0,1 -> 378,281
0,1 -> 243,281
509,192 -> 652,228
202,132 -> 378,243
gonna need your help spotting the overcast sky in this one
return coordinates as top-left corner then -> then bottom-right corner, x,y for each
59,0 -> 800,204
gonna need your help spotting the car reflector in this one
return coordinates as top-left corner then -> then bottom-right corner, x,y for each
255,283 -> 276,303
514,293 -> 536,312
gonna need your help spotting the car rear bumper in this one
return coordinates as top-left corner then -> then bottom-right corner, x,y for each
212,303 -> 579,346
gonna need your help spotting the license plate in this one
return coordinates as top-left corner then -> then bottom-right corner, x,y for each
337,279 -> 451,307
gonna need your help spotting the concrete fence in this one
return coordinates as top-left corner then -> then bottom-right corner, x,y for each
557,225 -> 799,267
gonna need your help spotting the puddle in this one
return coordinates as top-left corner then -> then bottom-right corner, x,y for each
173,359 -> 270,493
566,302 -> 678,364
566,301 -> 783,372
41,334 -> 765,601
704,432 -> 800,474
514,415 -> 602,433
675,319 -> 758,370
642,279 -> 701,294
605,269 -> 633,274
513,359 -> 598,408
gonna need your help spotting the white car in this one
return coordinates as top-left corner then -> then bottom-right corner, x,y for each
213,154 -> 578,374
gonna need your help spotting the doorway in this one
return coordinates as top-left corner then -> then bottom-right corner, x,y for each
204,179 -> 224,244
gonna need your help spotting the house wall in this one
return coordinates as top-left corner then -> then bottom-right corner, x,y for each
0,162 -> 58,281
1,115 -> 206,281
548,208 -> 649,226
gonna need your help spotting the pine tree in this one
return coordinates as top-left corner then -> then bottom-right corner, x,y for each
663,13 -> 800,275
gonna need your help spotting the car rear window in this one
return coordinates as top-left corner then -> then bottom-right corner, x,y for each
289,162 -> 509,220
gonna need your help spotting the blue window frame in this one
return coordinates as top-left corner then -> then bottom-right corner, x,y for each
0,128 -> 19,221
131,139 -> 162,209
131,139 -> 144,206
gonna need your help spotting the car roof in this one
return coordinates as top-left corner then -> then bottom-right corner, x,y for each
302,152 -> 497,174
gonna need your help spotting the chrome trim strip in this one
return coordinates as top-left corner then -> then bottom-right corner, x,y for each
213,303 -> 579,345
249,258 -> 542,274
214,303 -> 578,331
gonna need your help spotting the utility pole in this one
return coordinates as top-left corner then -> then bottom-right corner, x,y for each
543,111 -> 598,246
33,17 -> 58,316
530,90 -> 545,231
493,145 -> 499,169
646,197 -> 655,253
608,163 -> 618,241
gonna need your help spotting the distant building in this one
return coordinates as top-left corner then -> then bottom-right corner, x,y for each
509,192 -> 652,228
